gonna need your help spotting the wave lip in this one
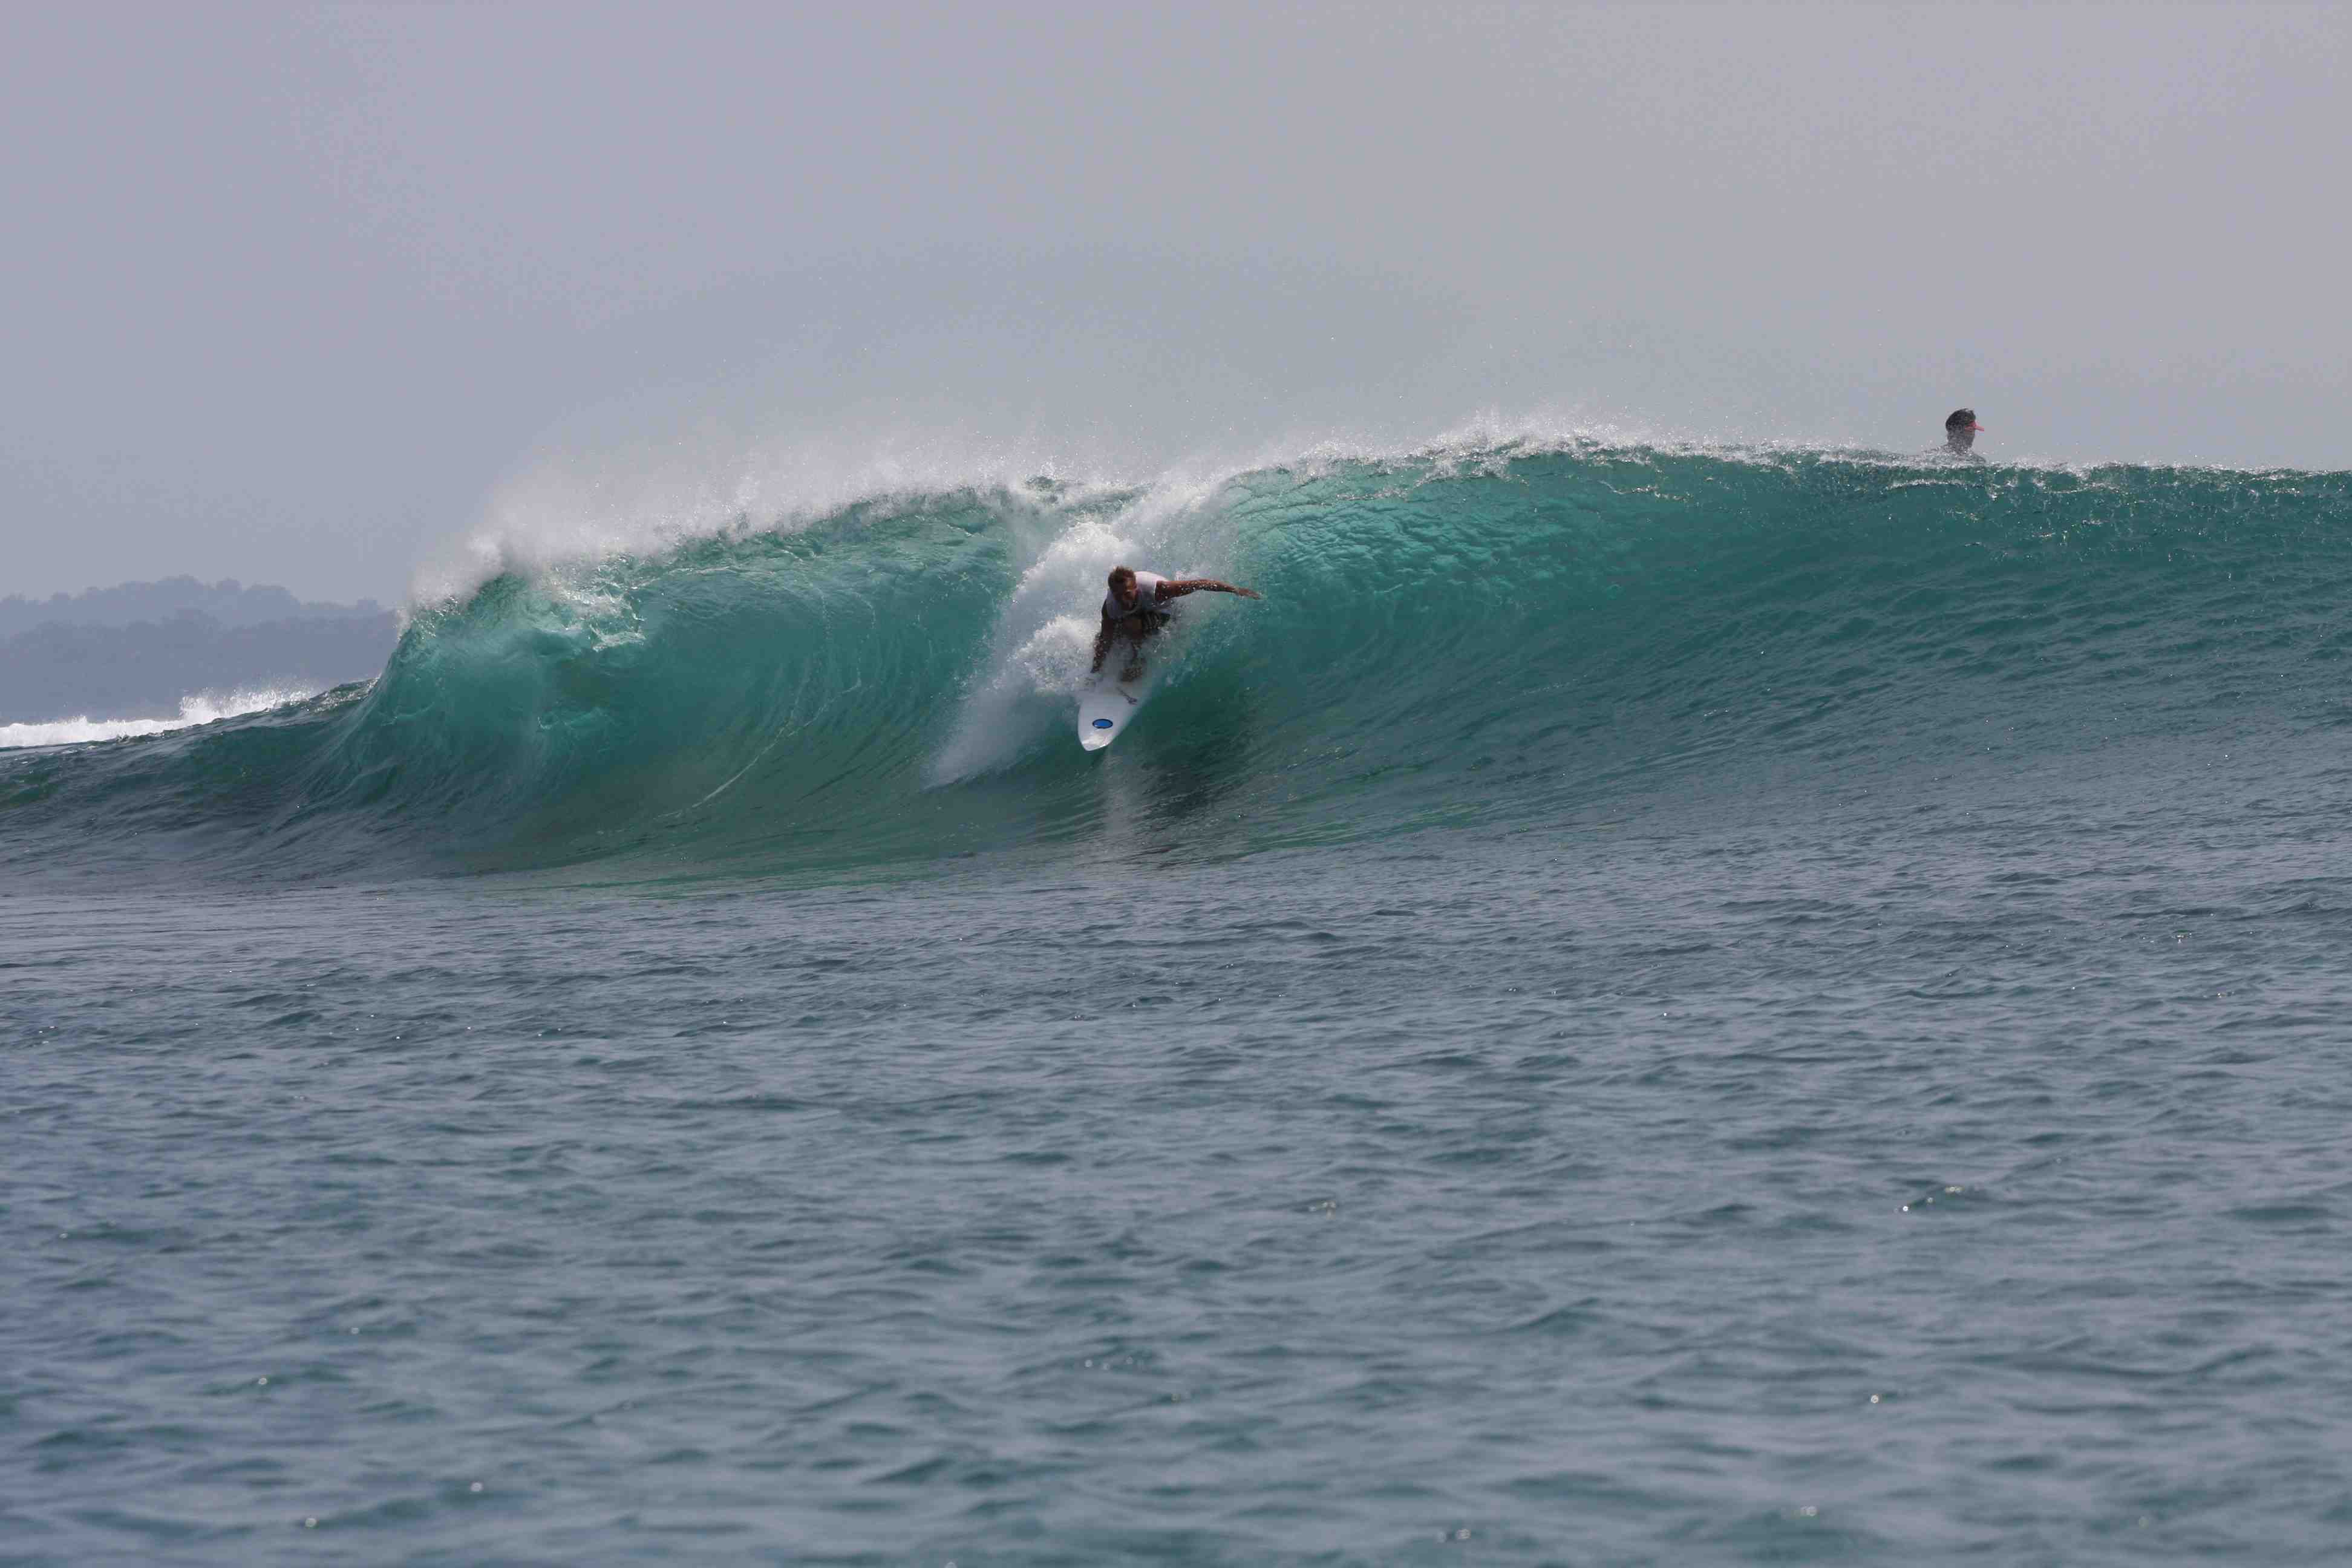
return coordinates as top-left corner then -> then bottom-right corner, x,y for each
0,685 -> 317,751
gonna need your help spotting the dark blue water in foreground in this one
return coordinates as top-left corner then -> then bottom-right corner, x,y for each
8,442 -> 2352,1563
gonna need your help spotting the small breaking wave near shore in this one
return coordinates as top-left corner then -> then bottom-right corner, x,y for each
0,685 -> 318,752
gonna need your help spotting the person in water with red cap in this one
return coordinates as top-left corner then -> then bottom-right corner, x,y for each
1941,408 -> 1985,459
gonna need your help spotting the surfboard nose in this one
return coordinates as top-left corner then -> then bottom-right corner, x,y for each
1076,668 -> 1149,750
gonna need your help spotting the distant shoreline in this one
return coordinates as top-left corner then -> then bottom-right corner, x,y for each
0,574 -> 386,641
1,578 -> 396,725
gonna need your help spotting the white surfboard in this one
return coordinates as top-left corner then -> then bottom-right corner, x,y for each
1077,667 -> 1155,752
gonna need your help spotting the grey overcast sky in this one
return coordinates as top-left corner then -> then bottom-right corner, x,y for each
4,4 -> 2347,603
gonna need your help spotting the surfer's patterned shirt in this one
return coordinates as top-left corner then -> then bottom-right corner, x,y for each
1103,571 -> 1175,625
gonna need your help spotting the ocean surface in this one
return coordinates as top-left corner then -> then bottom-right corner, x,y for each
8,438 -> 2352,1564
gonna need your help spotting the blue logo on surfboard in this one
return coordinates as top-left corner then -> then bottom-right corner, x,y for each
1092,718 -> 1114,729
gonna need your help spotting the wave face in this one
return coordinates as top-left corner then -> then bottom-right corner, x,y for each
6,443 -> 2349,883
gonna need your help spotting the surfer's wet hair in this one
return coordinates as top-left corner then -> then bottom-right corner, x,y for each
1946,408 -> 1978,431
1108,565 -> 1136,588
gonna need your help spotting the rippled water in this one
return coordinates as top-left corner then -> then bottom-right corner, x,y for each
12,725 -> 2352,1564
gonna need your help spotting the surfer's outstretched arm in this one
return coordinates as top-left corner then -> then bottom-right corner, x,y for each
1160,578 -> 1262,601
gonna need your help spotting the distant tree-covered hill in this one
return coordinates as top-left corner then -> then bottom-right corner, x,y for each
0,581 -> 399,722
0,575 -> 385,640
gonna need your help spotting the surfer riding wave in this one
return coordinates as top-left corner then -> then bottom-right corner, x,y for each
1090,565 -> 1260,681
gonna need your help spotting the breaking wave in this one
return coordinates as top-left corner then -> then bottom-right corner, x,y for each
5,437 -> 2347,884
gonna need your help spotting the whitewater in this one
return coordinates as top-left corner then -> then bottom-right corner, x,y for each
8,434 -> 2352,1565
0,686 -> 318,752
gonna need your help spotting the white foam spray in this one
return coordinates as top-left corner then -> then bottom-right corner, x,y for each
0,685 -> 315,751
